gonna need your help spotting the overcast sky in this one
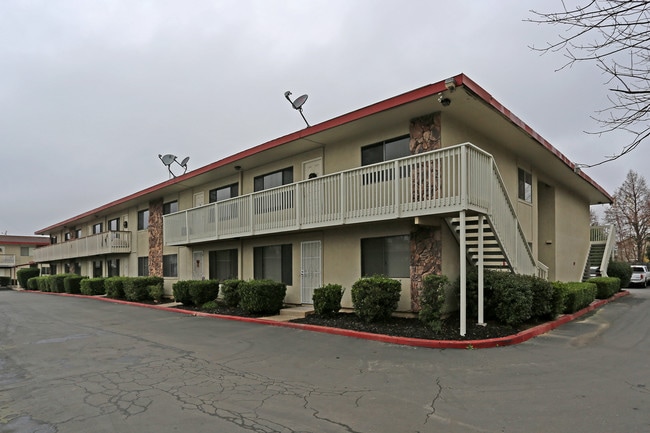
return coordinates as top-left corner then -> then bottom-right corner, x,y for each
0,0 -> 643,235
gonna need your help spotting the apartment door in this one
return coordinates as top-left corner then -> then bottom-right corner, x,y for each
301,240 -> 322,304
193,192 -> 204,207
193,251 -> 204,280
302,158 -> 322,179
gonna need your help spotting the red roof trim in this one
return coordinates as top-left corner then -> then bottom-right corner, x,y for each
36,74 -> 611,233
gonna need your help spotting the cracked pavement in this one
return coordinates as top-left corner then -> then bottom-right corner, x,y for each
1,290 -> 649,433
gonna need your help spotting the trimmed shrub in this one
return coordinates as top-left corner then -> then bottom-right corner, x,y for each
188,280 -> 220,306
64,275 -> 87,294
525,275 -> 554,320
220,279 -> 245,307
239,280 -> 287,314
607,261 -> 632,289
202,300 -> 219,310
80,278 -> 106,295
452,267 -> 498,321
27,276 -> 39,290
149,284 -> 165,303
35,276 -> 51,291
419,274 -> 448,331
0,276 -> 11,287
492,273 -> 533,327
17,268 -> 40,289
124,277 -> 163,302
588,276 -> 620,299
351,276 -> 401,323
49,274 -> 75,293
562,282 -> 597,313
313,284 -> 344,316
172,280 -> 192,305
105,277 -> 128,299
550,282 -> 569,319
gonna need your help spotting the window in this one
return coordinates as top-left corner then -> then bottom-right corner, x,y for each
51,236 -> 57,245
518,168 -> 533,203
361,235 -> 410,278
20,247 -> 31,256
50,264 -> 57,275
254,167 -> 293,192
64,263 -> 71,273
138,209 -> 150,230
93,223 -> 103,234
108,259 -> 120,277
209,184 -> 239,203
254,244 -> 292,285
163,254 -> 178,277
92,261 -> 102,278
75,229 -> 83,238
64,232 -> 72,241
108,218 -> 119,231
209,249 -> 238,280
163,201 -> 178,215
361,135 -> 410,165
138,257 -> 149,276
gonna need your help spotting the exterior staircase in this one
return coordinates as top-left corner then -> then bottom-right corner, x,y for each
582,225 -> 616,281
446,215 -> 512,272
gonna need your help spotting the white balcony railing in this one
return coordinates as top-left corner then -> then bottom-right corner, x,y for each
164,143 -> 538,276
33,231 -> 132,262
0,254 -> 16,267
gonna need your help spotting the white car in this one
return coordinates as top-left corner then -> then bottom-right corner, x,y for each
630,265 -> 649,287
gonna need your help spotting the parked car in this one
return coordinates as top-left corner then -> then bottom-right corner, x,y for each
629,265 -> 649,287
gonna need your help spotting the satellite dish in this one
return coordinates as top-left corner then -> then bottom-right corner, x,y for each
284,90 -> 311,127
292,94 -> 308,110
158,154 -> 189,178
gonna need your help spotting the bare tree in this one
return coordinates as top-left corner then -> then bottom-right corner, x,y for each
529,1 -> 650,167
605,170 -> 650,262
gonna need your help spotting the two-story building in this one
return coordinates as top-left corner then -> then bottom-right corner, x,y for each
33,74 -> 612,314
0,235 -> 50,284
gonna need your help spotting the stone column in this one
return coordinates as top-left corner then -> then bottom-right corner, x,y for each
148,199 -> 164,277
408,112 -> 443,311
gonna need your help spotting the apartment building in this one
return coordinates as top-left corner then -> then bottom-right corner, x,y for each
33,74 -> 613,312
0,235 -> 50,284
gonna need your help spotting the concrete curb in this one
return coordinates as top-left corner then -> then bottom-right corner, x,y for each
16,289 -> 630,349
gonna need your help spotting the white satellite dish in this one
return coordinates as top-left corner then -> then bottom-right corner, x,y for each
158,154 -> 190,178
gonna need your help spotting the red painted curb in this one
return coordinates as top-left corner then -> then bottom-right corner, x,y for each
16,289 -> 630,349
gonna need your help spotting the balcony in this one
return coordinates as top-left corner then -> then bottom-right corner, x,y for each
33,231 -> 132,262
0,254 -> 16,267
163,142 -> 537,275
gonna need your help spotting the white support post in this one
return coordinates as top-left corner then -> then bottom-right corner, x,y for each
460,210 -> 467,337
478,215 -> 485,326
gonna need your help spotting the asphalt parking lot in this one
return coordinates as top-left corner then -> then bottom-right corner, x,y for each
1,288 -> 649,433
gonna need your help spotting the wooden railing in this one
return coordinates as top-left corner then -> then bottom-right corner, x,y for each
164,143 -> 539,275
33,231 -> 132,262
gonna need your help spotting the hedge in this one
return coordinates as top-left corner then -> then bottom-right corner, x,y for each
17,268 -> 40,288
312,284 -> 344,316
123,277 -> 163,302
0,276 -> 11,287
80,277 -> 106,296
418,275 -> 448,331
351,276 -> 401,323
555,282 -> 597,314
172,280 -> 219,306
239,279 -> 287,314
105,277 -> 129,299
220,279 -> 245,307
49,274 -> 76,293
587,276 -> 620,299
607,261 -> 632,289
64,275 -> 87,294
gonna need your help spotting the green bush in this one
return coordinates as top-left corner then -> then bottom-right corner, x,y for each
351,276 -> 401,323
0,276 -> 11,287
27,276 -> 39,290
105,277 -> 128,299
492,273 -> 533,327
202,300 -> 219,310
313,284 -> 344,316
220,279 -> 245,307
35,276 -> 51,291
562,282 -> 597,313
588,276 -> 620,299
607,261 -> 632,288
418,274 -> 448,331
525,275 -> 554,320
64,275 -> 87,294
17,268 -> 40,288
124,277 -> 163,302
550,282 -> 569,319
239,280 -> 287,314
80,277 -> 106,296
452,267 -> 498,321
188,280 -> 220,306
149,284 -> 165,303
49,274 -> 76,293
172,280 -> 192,305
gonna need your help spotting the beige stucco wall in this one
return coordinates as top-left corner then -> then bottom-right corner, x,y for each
553,186 -> 591,281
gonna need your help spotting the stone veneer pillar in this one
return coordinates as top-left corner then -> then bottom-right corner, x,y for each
148,198 -> 164,277
409,112 -> 442,311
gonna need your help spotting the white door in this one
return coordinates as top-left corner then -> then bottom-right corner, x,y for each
302,158 -> 323,179
192,251 -> 204,280
301,241 -> 322,304
193,192 -> 204,207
